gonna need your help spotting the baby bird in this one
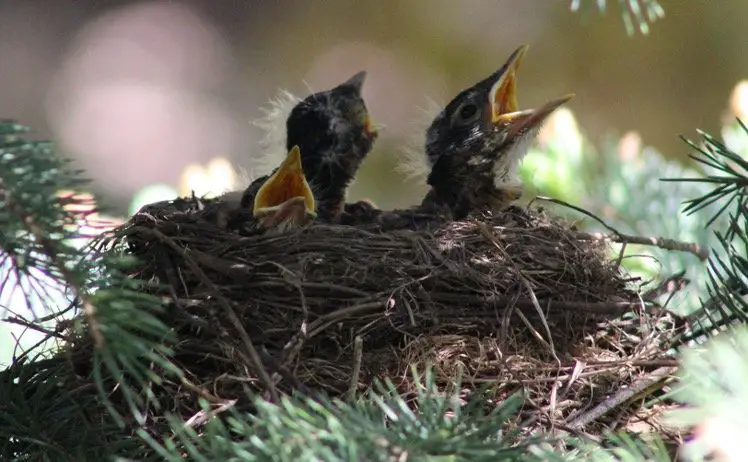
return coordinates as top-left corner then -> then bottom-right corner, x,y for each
251,145 -> 316,233
241,71 -> 378,223
421,45 -> 573,220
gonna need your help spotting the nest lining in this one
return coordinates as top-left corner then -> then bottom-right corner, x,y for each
66,195 -> 680,439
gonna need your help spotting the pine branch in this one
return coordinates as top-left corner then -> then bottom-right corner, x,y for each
0,356 -> 142,459
0,120 -> 182,458
662,122 -> 748,343
134,367 -> 547,461
137,366 -> 670,461
666,325 -> 748,461
664,121 -> 748,228
561,432 -> 672,461
568,0 -> 666,35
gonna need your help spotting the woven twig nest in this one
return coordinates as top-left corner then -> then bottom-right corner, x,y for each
80,195 -> 680,436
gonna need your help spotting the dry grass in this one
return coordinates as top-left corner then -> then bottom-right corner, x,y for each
59,194 -> 685,441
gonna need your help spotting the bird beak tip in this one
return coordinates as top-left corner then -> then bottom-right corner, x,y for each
287,145 -> 303,170
345,70 -> 368,93
493,94 -> 573,137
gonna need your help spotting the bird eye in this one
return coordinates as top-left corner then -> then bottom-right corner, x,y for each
459,104 -> 477,119
452,102 -> 480,126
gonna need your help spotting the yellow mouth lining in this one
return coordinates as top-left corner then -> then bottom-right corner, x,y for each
489,44 -> 529,124
252,145 -> 316,217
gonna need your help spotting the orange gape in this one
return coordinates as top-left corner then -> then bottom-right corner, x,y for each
494,72 -> 518,115
259,160 -> 307,205
489,44 -> 526,124
253,145 -> 316,217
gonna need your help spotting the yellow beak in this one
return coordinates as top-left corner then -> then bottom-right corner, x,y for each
492,94 -> 575,137
252,145 -> 317,225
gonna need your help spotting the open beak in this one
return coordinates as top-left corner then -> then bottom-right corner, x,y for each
253,145 -> 317,229
487,44 -> 529,123
483,45 -> 574,139
492,94 -> 575,139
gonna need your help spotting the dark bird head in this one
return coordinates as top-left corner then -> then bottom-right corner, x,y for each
423,45 -> 573,218
285,71 -> 378,221
252,145 -> 317,233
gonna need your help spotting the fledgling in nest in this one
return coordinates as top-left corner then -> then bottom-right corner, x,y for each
242,71 -> 379,223
400,45 -> 573,220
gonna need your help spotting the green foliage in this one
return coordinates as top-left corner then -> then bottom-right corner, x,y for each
135,367 -> 680,462
560,432 -> 671,462
568,0 -> 666,35
524,116 -> 748,459
0,120 -> 181,458
0,357 -> 141,459
5,69 -> 748,461
661,120 -> 748,340
139,369 -> 550,462
521,114 -> 720,316
666,325 -> 748,461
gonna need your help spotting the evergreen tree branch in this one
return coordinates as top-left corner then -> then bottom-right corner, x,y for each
568,0 -> 665,35
667,325 -> 748,461
0,119 -> 183,458
140,367 -> 557,461
1,183 -> 104,345
663,121 -> 748,343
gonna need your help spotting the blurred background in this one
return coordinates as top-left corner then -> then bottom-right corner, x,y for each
1,0 -> 747,215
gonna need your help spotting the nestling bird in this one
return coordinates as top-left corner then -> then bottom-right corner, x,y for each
251,145 -> 316,233
241,70 -> 378,222
421,45 -> 573,220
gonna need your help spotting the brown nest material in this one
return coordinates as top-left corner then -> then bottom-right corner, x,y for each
79,195 -> 684,438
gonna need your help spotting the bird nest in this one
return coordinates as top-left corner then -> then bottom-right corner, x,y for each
71,195 -> 683,440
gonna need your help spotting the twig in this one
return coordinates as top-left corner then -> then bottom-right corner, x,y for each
641,270 -> 690,301
270,262 -> 309,372
520,276 -> 559,363
432,292 -> 642,315
472,360 -> 677,385
259,347 -> 312,395
574,231 -> 709,261
3,316 -> 65,339
535,196 -> 709,260
347,336 -> 364,401
306,301 -> 385,338
147,228 -> 280,403
0,185 -> 105,347
36,300 -> 78,323
551,423 -> 602,443
565,366 -> 677,429
183,399 -> 237,428
477,222 -> 559,361
155,250 -> 220,335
